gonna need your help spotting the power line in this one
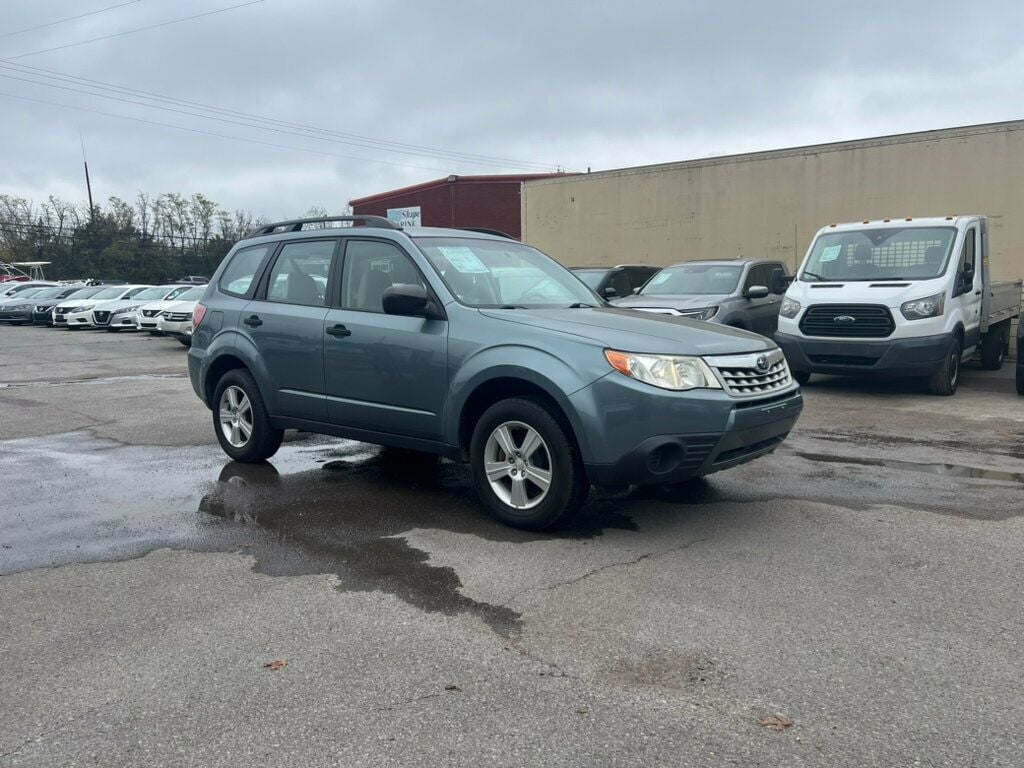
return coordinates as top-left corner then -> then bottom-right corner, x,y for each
0,1 -> 142,41
0,60 -> 564,171
0,69 -> 559,172
6,0 -> 264,60
0,89 -> 464,172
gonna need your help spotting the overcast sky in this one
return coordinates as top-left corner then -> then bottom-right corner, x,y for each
2,0 -> 1023,220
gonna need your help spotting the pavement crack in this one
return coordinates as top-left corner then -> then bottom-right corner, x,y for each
501,536 -> 711,609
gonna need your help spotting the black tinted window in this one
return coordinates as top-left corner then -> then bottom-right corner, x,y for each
219,244 -> 272,297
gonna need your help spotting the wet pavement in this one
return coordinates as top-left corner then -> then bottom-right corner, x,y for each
2,325 -> 1024,767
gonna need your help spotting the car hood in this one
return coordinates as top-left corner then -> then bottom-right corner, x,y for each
1,297 -> 38,309
478,307 -> 773,355
162,300 -> 199,312
611,293 -> 730,310
786,278 -> 948,309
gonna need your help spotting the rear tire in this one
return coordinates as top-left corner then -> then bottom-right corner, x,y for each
927,338 -> 961,396
793,370 -> 811,386
979,326 -> 1006,370
211,369 -> 283,463
470,397 -> 589,530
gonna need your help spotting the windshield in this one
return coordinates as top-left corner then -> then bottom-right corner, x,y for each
92,286 -> 128,300
415,237 -> 598,308
573,269 -> 608,289
801,227 -> 956,282
66,286 -> 104,299
10,288 -> 45,300
639,264 -> 743,296
28,286 -> 66,299
175,286 -> 205,301
133,286 -> 174,301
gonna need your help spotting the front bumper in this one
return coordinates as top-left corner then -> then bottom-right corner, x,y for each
107,313 -> 139,329
66,311 -> 95,327
775,331 -> 952,377
0,308 -> 32,322
573,373 -> 803,486
33,309 -> 55,325
159,319 -> 193,338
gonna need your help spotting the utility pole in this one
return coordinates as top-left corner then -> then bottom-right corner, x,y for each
80,129 -> 94,222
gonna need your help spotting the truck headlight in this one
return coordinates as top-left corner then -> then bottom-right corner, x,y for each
779,297 -> 801,319
900,292 -> 945,320
604,349 -> 721,391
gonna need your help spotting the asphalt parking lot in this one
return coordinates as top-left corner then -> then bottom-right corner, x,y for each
1,324 -> 1023,767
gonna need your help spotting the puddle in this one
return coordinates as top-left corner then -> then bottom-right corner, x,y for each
0,432 -> 635,636
794,452 -> 1024,485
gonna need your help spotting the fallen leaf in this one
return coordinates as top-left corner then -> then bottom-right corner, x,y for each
758,714 -> 794,732
263,659 -> 288,671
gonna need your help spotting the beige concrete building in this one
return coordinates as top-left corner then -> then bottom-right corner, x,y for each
522,120 -> 1024,281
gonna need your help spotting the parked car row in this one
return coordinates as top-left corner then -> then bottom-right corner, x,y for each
0,282 -> 207,346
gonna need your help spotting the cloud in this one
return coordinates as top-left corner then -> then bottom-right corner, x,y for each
1,0 -> 1022,218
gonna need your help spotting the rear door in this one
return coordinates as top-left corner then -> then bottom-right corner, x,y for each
238,239 -> 338,421
323,238 -> 449,440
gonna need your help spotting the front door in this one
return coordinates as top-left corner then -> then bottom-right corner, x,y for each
743,264 -> 778,335
324,238 -> 448,440
954,226 -> 984,351
238,239 -> 337,421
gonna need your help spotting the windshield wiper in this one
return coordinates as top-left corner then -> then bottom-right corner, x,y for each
498,304 -> 527,309
568,302 -> 595,308
801,271 -> 831,282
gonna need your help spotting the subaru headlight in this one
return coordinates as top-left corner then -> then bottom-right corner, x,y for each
901,292 -> 945,320
779,296 -> 801,319
604,349 -> 721,391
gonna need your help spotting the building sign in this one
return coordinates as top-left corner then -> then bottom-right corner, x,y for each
386,206 -> 422,227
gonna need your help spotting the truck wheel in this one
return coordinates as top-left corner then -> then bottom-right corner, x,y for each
793,371 -> 811,386
470,397 -> 589,530
927,338 -> 961,396
212,369 -> 283,463
979,326 -> 1006,370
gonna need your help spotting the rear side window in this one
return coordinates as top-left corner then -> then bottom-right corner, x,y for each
265,241 -> 335,307
219,244 -> 272,297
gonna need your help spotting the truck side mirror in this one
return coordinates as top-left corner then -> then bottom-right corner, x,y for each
745,285 -> 769,299
769,269 -> 788,295
601,286 -> 618,297
962,264 -> 975,283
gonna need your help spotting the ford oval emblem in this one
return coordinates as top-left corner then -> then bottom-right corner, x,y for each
834,315 -> 856,324
755,354 -> 769,372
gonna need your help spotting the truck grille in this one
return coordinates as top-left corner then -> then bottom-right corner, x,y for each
705,348 -> 792,398
92,311 -> 111,325
799,304 -> 895,338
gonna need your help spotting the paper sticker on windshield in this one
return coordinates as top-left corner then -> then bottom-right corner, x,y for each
820,245 -> 842,263
438,246 -> 489,273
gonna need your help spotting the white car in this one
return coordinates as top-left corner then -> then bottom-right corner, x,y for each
101,284 -> 194,332
0,281 -> 57,300
50,286 -> 114,326
135,285 -> 199,333
64,285 -> 151,329
156,286 -> 206,346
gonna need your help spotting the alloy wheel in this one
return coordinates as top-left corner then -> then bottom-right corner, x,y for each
219,385 -> 253,448
483,420 -> 553,510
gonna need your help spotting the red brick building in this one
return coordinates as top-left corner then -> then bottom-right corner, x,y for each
349,173 -> 574,240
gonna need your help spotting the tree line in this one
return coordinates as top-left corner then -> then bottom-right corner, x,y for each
0,193 -> 336,283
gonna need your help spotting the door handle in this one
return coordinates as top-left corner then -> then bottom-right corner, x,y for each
974,290 -> 982,296
243,315 -> 262,327
326,324 -> 352,338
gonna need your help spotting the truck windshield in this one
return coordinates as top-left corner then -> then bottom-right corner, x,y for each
572,269 -> 607,289
415,237 -> 598,308
801,227 -> 956,282
638,264 -> 743,296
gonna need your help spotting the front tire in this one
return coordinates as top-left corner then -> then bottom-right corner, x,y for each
211,369 -> 283,463
927,338 -> 961,396
470,397 -> 589,530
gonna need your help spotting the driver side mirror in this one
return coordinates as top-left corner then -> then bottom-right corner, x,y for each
382,284 -> 442,319
769,269 -> 789,295
601,286 -> 618,298
744,285 -> 769,299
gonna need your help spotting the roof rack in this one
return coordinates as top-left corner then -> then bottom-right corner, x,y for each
245,215 -> 400,239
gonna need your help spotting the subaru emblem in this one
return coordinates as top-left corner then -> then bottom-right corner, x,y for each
834,315 -> 856,324
755,355 -> 769,372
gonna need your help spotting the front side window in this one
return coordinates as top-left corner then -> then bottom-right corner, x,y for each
960,228 -> 978,288
800,227 -> 956,282
415,237 -> 597,308
219,244 -> 272,297
341,240 -> 425,312
639,264 -> 743,296
573,269 -> 608,290
265,241 -> 335,307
